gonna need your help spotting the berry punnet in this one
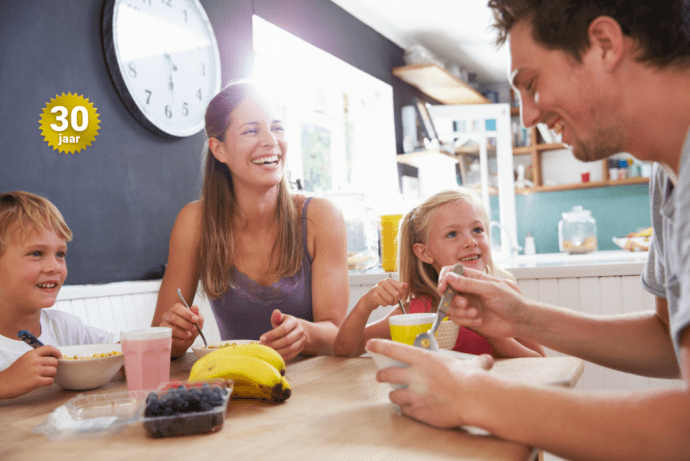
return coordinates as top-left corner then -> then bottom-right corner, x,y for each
145,383 -> 227,417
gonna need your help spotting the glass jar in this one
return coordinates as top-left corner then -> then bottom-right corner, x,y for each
324,193 -> 379,270
558,206 -> 598,254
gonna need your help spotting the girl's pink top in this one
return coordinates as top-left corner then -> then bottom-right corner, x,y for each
409,296 -> 493,355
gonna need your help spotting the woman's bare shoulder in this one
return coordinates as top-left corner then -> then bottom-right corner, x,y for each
301,196 -> 343,222
172,201 -> 203,238
178,200 -> 202,221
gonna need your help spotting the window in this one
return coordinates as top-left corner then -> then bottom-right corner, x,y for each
252,16 -> 398,199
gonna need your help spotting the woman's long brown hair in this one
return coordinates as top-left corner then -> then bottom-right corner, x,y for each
199,81 -> 303,299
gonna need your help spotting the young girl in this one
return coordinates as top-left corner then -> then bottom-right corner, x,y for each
152,81 -> 349,360
334,189 -> 544,358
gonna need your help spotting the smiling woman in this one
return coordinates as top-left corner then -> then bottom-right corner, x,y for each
151,81 -> 349,361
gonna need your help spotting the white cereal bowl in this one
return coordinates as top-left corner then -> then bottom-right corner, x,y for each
366,345 -> 476,390
192,339 -> 258,359
365,348 -> 409,390
55,343 -> 124,391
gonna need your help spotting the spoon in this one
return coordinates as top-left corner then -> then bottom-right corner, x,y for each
177,288 -> 208,349
412,263 -> 464,351
398,299 -> 407,315
17,330 -> 44,348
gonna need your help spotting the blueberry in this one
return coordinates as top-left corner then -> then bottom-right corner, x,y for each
145,401 -> 162,417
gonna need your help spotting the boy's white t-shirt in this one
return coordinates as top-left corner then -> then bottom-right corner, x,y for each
0,309 -> 117,371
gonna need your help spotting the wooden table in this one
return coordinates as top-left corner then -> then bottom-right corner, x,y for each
1,354 -> 583,461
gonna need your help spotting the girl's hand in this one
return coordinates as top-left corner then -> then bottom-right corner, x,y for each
159,302 -> 205,356
362,279 -> 407,313
0,346 -> 61,399
260,309 -> 306,361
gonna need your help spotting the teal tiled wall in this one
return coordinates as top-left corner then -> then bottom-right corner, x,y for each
490,184 -> 651,254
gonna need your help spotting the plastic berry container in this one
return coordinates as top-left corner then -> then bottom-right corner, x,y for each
142,379 -> 233,438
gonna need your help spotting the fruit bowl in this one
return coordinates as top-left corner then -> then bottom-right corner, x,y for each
54,344 -> 124,391
192,339 -> 258,358
612,236 -> 650,251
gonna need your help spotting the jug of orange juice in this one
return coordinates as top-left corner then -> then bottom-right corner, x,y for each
380,213 -> 403,272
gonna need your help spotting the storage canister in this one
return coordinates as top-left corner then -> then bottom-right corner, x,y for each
558,206 -> 598,254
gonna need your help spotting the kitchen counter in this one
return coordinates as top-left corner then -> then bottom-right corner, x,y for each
498,250 -> 648,279
348,250 -> 649,283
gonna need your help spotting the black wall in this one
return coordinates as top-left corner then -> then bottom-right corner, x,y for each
0,0 -> 421,285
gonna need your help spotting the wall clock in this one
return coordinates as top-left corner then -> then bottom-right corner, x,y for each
102,0 -> 222,137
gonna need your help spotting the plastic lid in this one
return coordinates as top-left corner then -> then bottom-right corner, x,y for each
120,327 -> 171,341
563,205 -> 592,218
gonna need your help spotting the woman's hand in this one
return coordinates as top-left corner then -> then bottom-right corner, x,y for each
260,309 -> 306,361
0,346 -> 62,399
367,338 -> 493,429
159,302 -> 205,356
437,266 -> 532,339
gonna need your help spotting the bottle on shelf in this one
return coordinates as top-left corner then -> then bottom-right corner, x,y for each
524,232 -> 536,255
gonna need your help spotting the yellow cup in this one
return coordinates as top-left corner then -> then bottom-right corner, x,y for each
389,313 -> 437,345
380,214 -> 403,272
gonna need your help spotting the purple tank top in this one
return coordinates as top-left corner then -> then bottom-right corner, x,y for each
210,197 -> 314,340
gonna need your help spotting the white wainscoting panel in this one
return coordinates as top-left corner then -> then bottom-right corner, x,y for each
517,275 -> 682,393
54,281 -> 221,345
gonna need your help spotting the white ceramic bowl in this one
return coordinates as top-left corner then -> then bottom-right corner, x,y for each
191,340 -> 258,359
55,343 -> 124,391
366,349 -> 409,390
367,346 -> 476,390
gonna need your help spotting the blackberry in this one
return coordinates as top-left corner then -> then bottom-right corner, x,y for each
144,384 -> 229,417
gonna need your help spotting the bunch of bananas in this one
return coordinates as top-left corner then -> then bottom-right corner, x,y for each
189,343 -> 291,402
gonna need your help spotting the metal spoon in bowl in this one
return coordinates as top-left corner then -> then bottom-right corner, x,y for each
177,288 -> 208,349
398,299 -> 407,315
412,263 -> 464,351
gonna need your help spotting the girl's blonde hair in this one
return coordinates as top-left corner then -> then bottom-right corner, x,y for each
198,80 -> 302,299
0,191 -> 72,257
397,188 -> 514,306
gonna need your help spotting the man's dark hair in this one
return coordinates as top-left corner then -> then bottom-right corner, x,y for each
488,0 -> 690,67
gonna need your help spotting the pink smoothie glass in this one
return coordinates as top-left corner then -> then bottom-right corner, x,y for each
120,327 -> 172,391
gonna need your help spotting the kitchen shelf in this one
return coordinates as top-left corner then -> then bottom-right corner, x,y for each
392,63 -> 489,105
515,176 -> 649,194
393,63 -> 650,194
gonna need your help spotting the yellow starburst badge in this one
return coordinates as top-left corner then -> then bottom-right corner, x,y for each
39,93 -> 100,154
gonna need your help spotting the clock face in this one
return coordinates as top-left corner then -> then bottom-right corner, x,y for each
103,0 -> 221,137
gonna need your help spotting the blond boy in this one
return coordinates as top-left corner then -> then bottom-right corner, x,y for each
0,191 -> 115,399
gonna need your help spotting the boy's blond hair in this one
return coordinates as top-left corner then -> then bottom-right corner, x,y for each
0,191 -> 72,256
397,188 -> 514,307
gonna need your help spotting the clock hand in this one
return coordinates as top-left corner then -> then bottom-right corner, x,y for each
164,53 -> 175,102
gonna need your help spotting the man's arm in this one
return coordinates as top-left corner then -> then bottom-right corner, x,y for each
442,268 -> 680,378
370,335 -> 690,461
